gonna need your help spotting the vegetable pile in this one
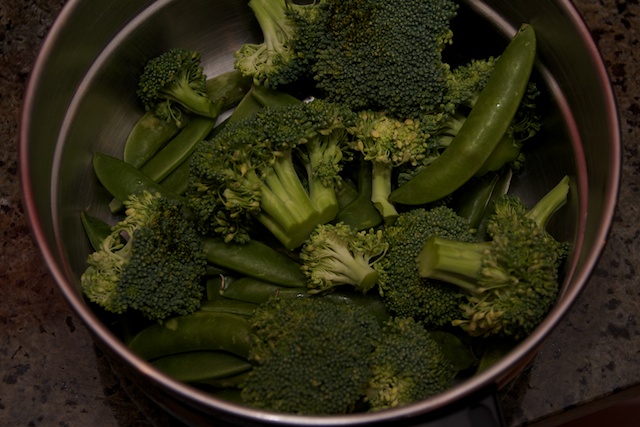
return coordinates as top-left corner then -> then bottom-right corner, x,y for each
80,0 -> 572,415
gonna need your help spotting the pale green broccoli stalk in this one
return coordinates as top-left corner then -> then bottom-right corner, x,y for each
187,99 -> 355,250
365,317 -> 457,411
233,0 -> 323,88
137,48 -> 223,127
349,111 -> 443,224
241,296 -> 381,414
299,222 -> 388,294
80,191 -> 207,321
418,176 -> 570,338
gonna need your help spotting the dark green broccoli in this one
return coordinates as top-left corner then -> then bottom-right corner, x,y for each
233,0 -> 323,88
303,0 -> 459,118
240,295 -> 381,414
378,206 -> 475,328
299,222 -> 388,294
187,98 -> 356,250
365,317 -> 457,411
80,191 -> 207,321
137,48 -> 224,127
348,111 -> 446,224
418,176 -> 570,338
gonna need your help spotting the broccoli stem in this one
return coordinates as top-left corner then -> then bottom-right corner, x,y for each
370,162 -> 399,225
249,0 -> 288,55
417,238 -> 509,294
307,176 -> 339,224
318,245 -> 380,293
164,77 -> 220,119
526,175 -> 570,228
256,155 -> 326,250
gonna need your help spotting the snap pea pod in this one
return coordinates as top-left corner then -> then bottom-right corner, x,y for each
151,350 -> 252,384
127,311 -> 252,361
158,154 -> 191,195
93,152 -> 183,203
80,211 -> 113,251
221,277 -> 307,304
123,112 -> 181,169
205,70 -> 253,111
139,115 -> 217,183
201,237 -> 307,288
198,371 -> 252,388
200,298 -> 258,318
227,84 -> 301,124
389,24 -> 537,205
451,173 -> 500,230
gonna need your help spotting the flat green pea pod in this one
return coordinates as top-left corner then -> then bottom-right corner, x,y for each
80,211 -> 113,251
151,350 -> 252,384
139,115 -> 217,183
93,152 -> 183,203
201,237 -> 307,288
128,312 -> 252,361
221,277 -> 307,304
205,70 -> 253,111
200,298 -> 258,318
124,112 -> 181,169
158,154 -> 191,195
390,24 -> 537,205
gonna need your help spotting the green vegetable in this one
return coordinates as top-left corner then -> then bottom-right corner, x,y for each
137,48 -> 219,126
80,211 -> 113,251
233,0 -> 320,88
204,69 -> 253,110
128,311 -> 253,360
378,206 -> 475,328
240,296 -> 381,415
151,351 -> 253,384
220,276 -> 306,304
418,176 -> 570,338
201,238 -> 306,288
334,156 -> 384,230
365,317 -> 458,411
123,112 -> 181,169
93,152 -> 183,203
80,191 -> 206,321
187,98 -> 356,249
389,24 -> 537,204
299,222 -> 388,294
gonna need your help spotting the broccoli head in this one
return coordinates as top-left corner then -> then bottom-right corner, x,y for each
365,317 -> 457,411
306,0 -> 458,118
240,295 -> 381,414
378,206 -> 476,328
137,48 -> 222,127
187,99 -> 355,250
418,176 -> 570,338
349,110 -> 445,224
80,191 -> 207,321
299,222 -> 388,294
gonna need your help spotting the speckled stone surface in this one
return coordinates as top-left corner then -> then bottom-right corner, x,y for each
1,0 -> 639,426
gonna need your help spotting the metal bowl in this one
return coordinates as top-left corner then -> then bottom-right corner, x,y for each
20,0 -> 620,425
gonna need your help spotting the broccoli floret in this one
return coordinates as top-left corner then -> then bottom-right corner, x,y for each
187,98 -> 356,250
349,111 -> 445,224
304,0 -> 458,118
80,191 -> 207,321
365,317 -> 456,411
233,0 -> 322,88
240,296 -> 381,415
299,222 -> 388,294
417,176 -> 570,338
378,206 -> 475,328
137,48 -> 223,127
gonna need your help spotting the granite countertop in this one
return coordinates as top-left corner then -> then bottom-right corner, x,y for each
1,0 -> 639,426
